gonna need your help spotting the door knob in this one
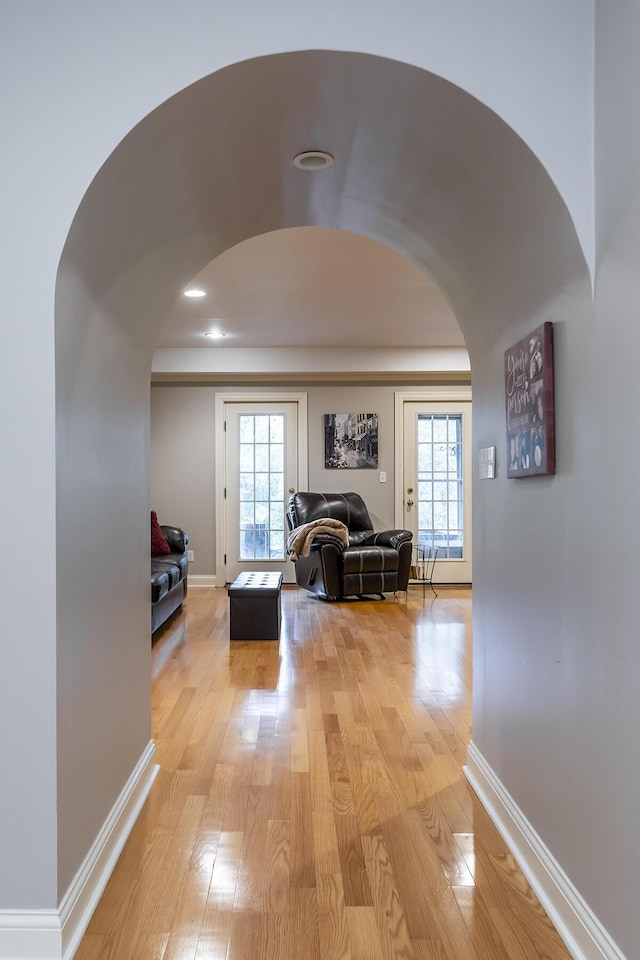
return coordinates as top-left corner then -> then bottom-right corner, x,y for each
288,487 -> 295,494
406,499 -> 414,507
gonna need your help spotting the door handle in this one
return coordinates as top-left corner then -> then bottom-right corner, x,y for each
406,499 -> 414,507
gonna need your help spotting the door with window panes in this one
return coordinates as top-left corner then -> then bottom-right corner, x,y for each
224,402 -> 299,582
403,401 -> 472,583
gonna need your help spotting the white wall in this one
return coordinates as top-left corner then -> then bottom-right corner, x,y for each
0,4 -> 614,958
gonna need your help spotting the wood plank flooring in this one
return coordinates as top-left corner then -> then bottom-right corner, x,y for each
75,586 -> 572,960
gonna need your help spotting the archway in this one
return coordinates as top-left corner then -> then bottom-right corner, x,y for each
54,49 -> 589,924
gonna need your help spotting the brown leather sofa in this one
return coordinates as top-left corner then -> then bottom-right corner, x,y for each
287,491 -> 412,600
151,525 -> 189,632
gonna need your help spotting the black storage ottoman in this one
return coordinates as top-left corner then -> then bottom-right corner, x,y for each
228,571 -> 283,640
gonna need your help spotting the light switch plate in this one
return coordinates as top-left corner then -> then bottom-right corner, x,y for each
479,446 -> 496,479
379,471 -> 387,483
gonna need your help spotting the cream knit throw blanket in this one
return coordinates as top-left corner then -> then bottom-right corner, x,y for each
286,517 -> 349,560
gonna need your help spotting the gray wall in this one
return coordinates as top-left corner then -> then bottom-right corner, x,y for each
471,9 -> 640,958
310,385 -> 397,526
590,3 -> 640,951
8,7 -> 640,960
466,10 -> 640,958
150,382 -> 440,578
150,386 -> 217,576
55,267 -> 154,899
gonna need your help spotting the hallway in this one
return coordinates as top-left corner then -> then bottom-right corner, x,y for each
75,586 -> 572,960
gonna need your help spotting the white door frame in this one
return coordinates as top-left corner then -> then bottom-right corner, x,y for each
215,392 -> 308,586
394,386 -> 473,539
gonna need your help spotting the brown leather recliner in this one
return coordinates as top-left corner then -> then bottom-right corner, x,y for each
287,491 -> 413,600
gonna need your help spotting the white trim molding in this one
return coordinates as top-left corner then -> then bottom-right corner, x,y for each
214,392 -> 309,586
0,741 -> 159,960
394,387 -> 473,531
464,742 -> 627,960
0,912 -> 61,960
188,575 -> 217,587
394,389 -> 473,584
152,346 -> 471,382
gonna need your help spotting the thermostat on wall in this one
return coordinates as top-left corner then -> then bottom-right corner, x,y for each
479,445 -> 496,479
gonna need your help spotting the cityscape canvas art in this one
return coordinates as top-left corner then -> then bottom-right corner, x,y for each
324,413 -> 379,468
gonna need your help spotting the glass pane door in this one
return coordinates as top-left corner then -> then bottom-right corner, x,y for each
403,401 -> 472,583
224,402 -> 298,583
417,414 -> 464,559
239,413 -> 285,560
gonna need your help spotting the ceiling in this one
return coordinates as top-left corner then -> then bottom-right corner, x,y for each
68,49 -> 583,373
156,226 -> 465,351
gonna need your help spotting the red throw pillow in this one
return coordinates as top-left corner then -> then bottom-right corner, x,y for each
151,510 -> 171,556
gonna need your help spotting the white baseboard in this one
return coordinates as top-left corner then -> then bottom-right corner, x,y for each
0,912 -> 62,960
0,741 -> 159,960
189,575 -> 217,587
464,742 -> 626,960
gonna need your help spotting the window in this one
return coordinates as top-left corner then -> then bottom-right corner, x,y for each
239,414 -> 285,560
417,414 -> 464,559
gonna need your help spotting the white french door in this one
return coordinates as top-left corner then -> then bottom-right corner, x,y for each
217,396 -> 307,584
400,400 -> 472,583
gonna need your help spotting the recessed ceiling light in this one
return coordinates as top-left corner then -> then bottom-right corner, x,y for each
292,150 -> 334,171
183,287 -> 206,298
205,331 -> 226,339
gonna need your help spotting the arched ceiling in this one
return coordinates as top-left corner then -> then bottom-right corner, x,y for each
61,50 -> 587,361
157,227 -> 464,349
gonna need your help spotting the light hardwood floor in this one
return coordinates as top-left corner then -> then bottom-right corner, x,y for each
75,585 -> 572,960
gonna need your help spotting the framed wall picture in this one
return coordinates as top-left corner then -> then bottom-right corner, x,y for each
324,413 -> 378,468
505,322 -> 555,478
